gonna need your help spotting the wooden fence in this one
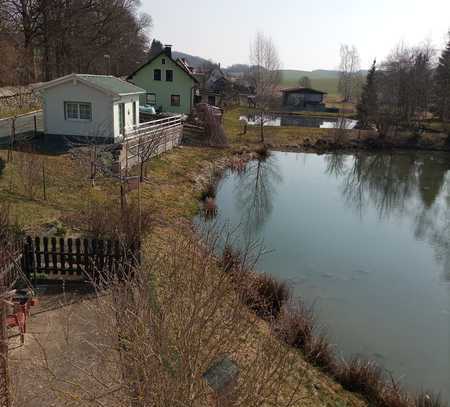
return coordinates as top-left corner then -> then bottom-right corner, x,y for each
0,110 -> 43,148
23,237 -> 138,284
118,115 -> 183,171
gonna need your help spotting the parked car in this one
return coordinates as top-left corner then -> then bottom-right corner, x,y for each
140,104 -> 156,115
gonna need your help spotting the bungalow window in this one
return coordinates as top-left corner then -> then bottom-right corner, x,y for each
146,93 -> 156,105
154,69 -> 161,81
65,102 -> 92,121
171,95 -> 180,107
166,70 -> 173,82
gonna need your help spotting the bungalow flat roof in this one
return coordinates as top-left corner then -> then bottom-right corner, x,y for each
281,87 -> 327,95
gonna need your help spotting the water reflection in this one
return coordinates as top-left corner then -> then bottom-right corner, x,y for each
234,156 -> 282,236
325,151 -> 450,280
242,114 -> 357,129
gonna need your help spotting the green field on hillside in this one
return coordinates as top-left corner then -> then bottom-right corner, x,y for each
280,69 -> 340,96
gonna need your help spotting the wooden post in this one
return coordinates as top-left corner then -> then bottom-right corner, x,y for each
7,118 -> 15,163
42,160 -> 47,201
0,289 -> 11,407
33,114 -> 37,138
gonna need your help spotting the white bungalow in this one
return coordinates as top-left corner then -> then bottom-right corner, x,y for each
37,74 -> 146,142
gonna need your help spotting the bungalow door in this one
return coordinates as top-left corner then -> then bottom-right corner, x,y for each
118,103 -> 125,136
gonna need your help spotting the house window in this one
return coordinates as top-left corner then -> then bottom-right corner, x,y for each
171,95 -> 181,107
64,102 -> 92,121
146,93 -> 156,105
162,58 -> 166,65
154,69 -> 161,81
166,70 -> 173,82
208,95 -> 216,106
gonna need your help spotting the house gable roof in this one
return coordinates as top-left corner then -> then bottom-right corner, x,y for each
36,74 -> 146,97
127,49 -> 199,84
281,87 -> 327,95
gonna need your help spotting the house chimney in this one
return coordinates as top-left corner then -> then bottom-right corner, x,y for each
164,44 -> 172,58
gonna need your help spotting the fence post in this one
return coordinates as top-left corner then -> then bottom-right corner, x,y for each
0,286 -> 11,407
24,236 -> 35,284
7,118 -> 15,163
33,114 -> 37,138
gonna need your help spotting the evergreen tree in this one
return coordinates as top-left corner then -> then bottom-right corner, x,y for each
148,39 -> 164,58
357,59 -> 378,129
434,32 -> 450,122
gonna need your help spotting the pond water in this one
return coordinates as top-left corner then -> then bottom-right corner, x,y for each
241,114 -> 358,129
197,150 -> 450,400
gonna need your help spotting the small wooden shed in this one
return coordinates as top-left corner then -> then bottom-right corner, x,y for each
281,87 -> 327,112
37,74 -> 145,142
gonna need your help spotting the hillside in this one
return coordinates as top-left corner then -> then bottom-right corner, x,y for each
279,69 -> 341,95
172,51 -> 211,68
171,51 -> 364,97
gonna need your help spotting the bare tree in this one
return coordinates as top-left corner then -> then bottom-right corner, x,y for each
249,32 -> 281,143
133,127 -> 166,182
338,45 -> 363,102
0,0 -> 152,84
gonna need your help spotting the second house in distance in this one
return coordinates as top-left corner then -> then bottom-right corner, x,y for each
128,45 -> 198,115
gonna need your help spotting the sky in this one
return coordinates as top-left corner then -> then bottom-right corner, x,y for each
141,0 -> 450,71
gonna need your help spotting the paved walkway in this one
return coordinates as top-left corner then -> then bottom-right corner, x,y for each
8,285 -> 123,406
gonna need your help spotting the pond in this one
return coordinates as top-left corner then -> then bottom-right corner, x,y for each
196,150 -> 450,400
241,114 -> 358,129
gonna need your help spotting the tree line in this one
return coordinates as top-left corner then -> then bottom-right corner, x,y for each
357,33 -> 450,133
0,0 -> 151,86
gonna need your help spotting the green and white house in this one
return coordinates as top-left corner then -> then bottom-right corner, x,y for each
127,46 -> 198,115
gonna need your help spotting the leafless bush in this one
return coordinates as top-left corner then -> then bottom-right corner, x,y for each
194,104 -> 229,147
273,301 -> 315,351
254,144 -> 271,160
14,232 -> 306,406
73,197 -> 153,249
337,358 -> 384,402
203,197 -> 218,218
303,334 -> 336,373
14,145 -> 42,199
199,180 -> 217,201
273,302 -> 336,373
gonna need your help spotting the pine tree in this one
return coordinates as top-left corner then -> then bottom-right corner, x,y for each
434,32 -> 450,122
356,59 -> 378,129
148,39 -> 164,58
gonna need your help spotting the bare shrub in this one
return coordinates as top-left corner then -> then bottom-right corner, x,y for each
221,244 -> 243,274
74,197 -> 153,249
240,273 -> 290,321
203,197 -> 218,218
337,358 -> 384,402
254,144 -> 270,160
273,303 -> 336,373
273,302 -> 315,350
230,157 -> 247,174
303,334 -> 336,373
16,232 -> 306,406
200,180 -> 217,201
14,145 -> 42,199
